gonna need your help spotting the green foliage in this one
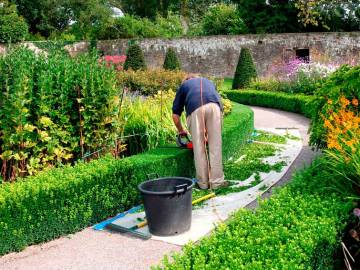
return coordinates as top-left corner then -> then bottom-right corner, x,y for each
309,65 -> 360,148
221,103 -> 254,161
124,44 -> 146,71
224,142 -> 285,181
0,47 -> 119,180
121,91 -> 178,155
163,48 -> 181,70
224,89 -> 316,118
249,77 -> 320,95
94,14 -> 184,40
234,0 -> 304,33
13,0 -> 111,38
118,69 -> 186,95
0,1 -> 28,43
120,0 -> 175,19
157,158 -> 353,269
201,4 -> 247,35
232,48 -> 257,89
0,103 -> 253,256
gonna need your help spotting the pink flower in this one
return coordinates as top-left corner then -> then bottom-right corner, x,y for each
353,208 -> 360,217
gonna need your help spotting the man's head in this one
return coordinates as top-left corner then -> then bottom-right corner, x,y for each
183,73 -> 200,82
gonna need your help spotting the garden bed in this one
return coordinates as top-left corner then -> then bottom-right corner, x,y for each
0,103 -> 253,256
156,158 -> 352,269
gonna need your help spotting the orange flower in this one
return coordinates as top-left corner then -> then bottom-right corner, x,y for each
352,98 -> 359,107
327,99 -> 333,105
324,119 -> 332,129
340,96 -> 350,108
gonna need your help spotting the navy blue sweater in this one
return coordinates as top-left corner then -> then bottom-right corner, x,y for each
172,77 -> 222,117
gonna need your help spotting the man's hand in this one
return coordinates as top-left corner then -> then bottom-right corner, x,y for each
178,131 -> 188,137
172,114 -> 186,134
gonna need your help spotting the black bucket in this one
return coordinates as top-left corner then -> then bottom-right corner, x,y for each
138,177 -> 194,236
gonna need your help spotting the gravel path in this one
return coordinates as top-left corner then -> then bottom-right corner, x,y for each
0,106 -> 317,270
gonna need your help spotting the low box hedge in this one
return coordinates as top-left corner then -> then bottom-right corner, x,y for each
157,158 -> 352,269
0,103 -> 253,256
223,89 -> 316,118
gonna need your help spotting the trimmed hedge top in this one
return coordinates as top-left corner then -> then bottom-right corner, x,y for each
223,89 -> 316,118
0,103 -> 253,256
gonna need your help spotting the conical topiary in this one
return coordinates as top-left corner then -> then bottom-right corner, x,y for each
163,48 -> 181,70
124,44 -> 146,71
232,48 -> 257,89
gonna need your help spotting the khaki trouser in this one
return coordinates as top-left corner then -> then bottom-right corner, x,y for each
186,103 -> 225,189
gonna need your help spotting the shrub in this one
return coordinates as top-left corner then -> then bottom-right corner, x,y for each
118,69 -> 186,95
163,48 -> 181,71
232,48 -> 257,89
124,43 -> 146,71
310,65 -> 360,148
0,1 -> 28,43
249,77 -> 320,96
322,95 -> 360,198
0,103 -> 253,255
0,47 -> 119,181
157,158 -> 352,269
94,14 -> 183,40
201,4 -> 247,35
224,89 -> 316,118
154,12 -> 184,38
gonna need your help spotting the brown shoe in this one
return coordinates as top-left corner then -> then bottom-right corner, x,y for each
195,182 -> 209,190
210,181 -> 229,190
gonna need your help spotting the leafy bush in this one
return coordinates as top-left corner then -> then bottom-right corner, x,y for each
323,95 -> 360,198
157,158 -> 352,269
232,48 -> 257,89
0,103 -> 253,255
224,90 -> 316,118
0,1 -> 28,43
124,43 -> 146,71
118,69 -> 186,95
163,48 -> 181,71
310,65 -> 360,148
201,4 -> 247,35
121,91 -> 178,155
94,14 -> 183,40
154,12 -> 184,38
0,47 -> 119,181
249,77 -> 319,96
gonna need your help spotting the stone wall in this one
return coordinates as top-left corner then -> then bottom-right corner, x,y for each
3,32 -> 360,78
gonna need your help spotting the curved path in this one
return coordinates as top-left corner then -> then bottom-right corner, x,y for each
0,106 -> 317,270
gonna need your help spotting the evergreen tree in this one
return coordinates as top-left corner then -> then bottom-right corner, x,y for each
163,48 -> 181,70
232,48 -> 257,89
124,43 -> 146,71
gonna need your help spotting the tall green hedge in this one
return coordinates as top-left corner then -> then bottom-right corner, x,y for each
157,158 -> 352,269
232,48 -> 257,89
223,89 -> 316,118
163,48 -> 181,71
0,103 -> 253,255
0,47 -> 119,181
124,43 -> 146,71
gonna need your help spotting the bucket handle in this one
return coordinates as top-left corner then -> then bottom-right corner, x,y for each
174,184 -> 188,194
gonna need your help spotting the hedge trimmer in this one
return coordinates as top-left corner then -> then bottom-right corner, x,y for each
159,133 -> 194,150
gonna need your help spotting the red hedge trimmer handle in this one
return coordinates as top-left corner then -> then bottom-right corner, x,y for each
176,133 -> 193,149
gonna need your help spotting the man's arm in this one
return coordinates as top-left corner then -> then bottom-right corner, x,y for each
172,114 -> 186,134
